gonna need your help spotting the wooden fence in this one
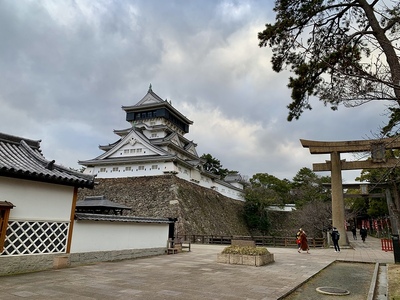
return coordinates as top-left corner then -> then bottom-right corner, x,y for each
176,235 -> 326,248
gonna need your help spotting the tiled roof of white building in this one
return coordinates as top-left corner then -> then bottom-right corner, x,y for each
76,195 -> 131,210
0,132 -> 95,189
75,213 -> 174,223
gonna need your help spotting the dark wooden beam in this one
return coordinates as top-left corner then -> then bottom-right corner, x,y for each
300,137 -> 400,154
344,193 -> 384,198
313,158 -> 400,171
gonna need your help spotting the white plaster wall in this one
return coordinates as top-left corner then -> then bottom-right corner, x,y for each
0,177 -> 74,221
190,168 -> 201,182
176,172 -> 244,201
109,146 -> 158,158
229,182 -> 244,189
70,221 -> 169,252
86,162 -> 172,178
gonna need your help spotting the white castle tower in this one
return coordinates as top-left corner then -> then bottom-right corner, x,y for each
79,85 -> 244,201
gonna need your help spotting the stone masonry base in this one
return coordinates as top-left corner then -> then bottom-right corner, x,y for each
0,247 -> 165,276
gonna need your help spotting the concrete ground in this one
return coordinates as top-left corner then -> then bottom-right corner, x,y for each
0,232 -> 395,300
282,261 -> 377,300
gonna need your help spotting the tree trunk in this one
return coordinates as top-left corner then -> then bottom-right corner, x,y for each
386,187 -> 400,235
358,0 -> 400,103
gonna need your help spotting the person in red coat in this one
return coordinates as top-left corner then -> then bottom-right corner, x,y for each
298,229 -> 310,254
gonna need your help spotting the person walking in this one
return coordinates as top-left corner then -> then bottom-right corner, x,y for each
351,226 -> 357,240
360,226 -> 367,242
330,227 -> 340,252
298,229 -> 309,254
296,229 -> 302,253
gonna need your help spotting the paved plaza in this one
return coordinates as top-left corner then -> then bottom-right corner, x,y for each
0,232 -> 394,300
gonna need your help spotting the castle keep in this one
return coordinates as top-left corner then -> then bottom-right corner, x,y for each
80,85 -> 244,201
78,86 -> 249,235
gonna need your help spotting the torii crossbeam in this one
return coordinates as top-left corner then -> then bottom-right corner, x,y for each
301,137 -> 400,246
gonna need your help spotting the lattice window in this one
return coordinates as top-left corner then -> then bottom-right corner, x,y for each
1,220 -> 69,255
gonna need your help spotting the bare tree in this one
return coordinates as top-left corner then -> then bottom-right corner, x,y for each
290,200 -> 332,238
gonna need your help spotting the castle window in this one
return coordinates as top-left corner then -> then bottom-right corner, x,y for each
112,167 -> 119,172
99,167 -> 106,172
151,133 -> 157,138
125,166 -> 131,171
137,148 -> 142,153
152,165 -> 158,170
138,166 -> 145,170
124,149 -> 129,154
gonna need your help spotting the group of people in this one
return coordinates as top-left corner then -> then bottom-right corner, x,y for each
351,226 -> 368,242
296,227 -> 339,254
296,225 -> 368,254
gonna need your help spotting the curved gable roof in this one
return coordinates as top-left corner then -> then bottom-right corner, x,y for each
121,86 -> 193,125
93,129 -> 169,161
0,132 -> 95,189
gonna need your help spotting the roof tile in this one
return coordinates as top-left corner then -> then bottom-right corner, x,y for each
74,213 -> 173,223
0,132 -> 95,189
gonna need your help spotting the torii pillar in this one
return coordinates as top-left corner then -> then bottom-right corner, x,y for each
301,137 -> 400,247
330,151 -> 346,245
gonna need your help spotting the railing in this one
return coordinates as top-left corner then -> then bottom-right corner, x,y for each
381,238 -> 393,252
176,235 -> 326,248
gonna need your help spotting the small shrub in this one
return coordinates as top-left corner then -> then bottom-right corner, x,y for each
221,245 -> 269,256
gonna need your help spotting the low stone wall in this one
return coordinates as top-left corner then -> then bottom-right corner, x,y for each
217,253 -> 275,267
0,247 -> 165,276
0,253 -> 64,276
69,247 -> 165,266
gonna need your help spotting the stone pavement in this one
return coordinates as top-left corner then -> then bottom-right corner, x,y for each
0,232 -> 394,300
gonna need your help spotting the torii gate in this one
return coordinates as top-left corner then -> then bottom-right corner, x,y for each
301,137 -> 400,246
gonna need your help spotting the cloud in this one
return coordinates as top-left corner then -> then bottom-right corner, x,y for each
0,0 -> 391,183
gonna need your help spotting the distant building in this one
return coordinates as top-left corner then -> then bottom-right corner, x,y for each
267,204 -> 296,212
76,195 -> 132,215
80,86 -> 244,201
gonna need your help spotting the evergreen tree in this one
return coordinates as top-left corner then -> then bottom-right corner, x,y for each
200,153 -> 230,179
258,1 -> 400,133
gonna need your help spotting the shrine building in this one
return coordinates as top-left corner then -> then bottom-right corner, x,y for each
79,86 -> 244,201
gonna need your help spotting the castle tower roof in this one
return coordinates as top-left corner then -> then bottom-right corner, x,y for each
122,85 -> 193,133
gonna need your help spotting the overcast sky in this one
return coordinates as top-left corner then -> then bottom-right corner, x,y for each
0,0 -> 390,183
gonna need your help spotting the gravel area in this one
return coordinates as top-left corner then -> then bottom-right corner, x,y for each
282,261 -> 375,300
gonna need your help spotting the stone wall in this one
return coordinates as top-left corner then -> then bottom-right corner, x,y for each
0,253 -> 58,276
78,175 -> 250,236
69,248 -> 165,267
0,248 -> 165,276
